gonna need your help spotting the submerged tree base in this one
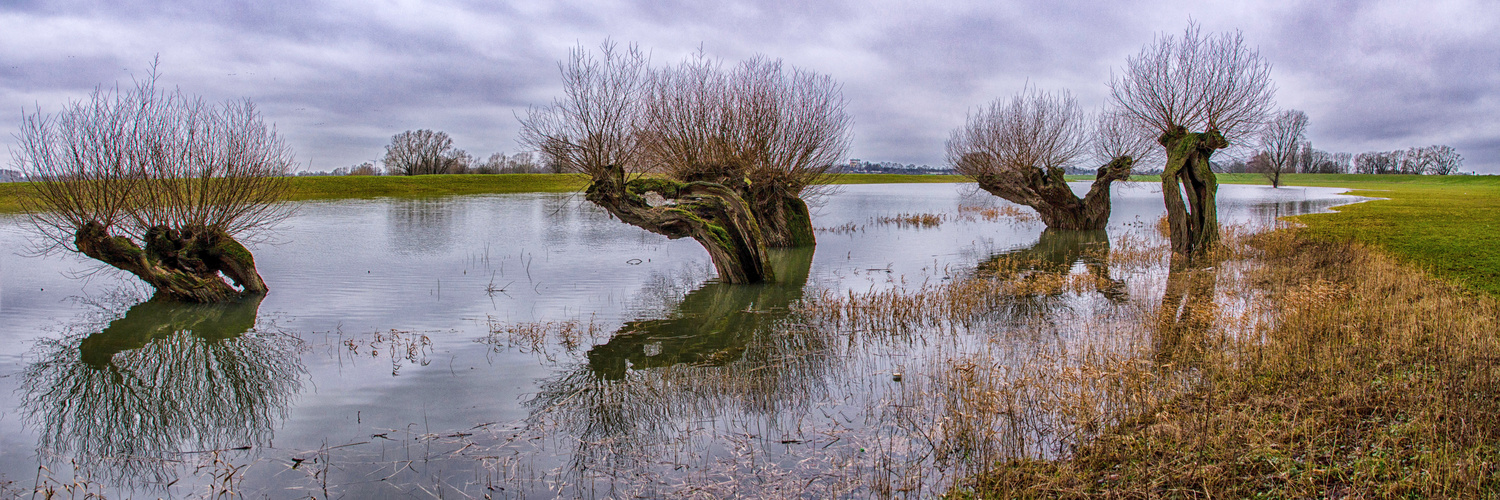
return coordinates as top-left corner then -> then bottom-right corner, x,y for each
585,166 -> 774,284
74,222 -> 268,303
959,231 -> 1500,498
1159,127 -> 1226,256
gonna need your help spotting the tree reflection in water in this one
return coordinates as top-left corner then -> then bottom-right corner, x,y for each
19,294 -> 305,487
387,198 -> 460,255
525,247 -> 830,485
1155,259 -> 1219,368
975,229 -> 1127,323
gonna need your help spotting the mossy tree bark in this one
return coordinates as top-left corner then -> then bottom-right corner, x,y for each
742,186 -> 816,248
586,165 -> 774,284
73,222 -> 268,303
1159,127 -> 1227,256
675,171 -> 818,248
973,156 -> 1135,231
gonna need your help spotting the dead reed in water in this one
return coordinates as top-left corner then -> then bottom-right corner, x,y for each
958,204 -> 1039,223
874,212 -> 946,228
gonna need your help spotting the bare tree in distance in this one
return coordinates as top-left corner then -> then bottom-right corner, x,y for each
1111,23 -> 1276,257
520,41 -> 774,283
383,129 -> 470,175
949,88 -> 1150,230
16,70 -> 294,302
1257,109 -> 1308,187
642,54 -> 850,247
1421,145 -> 1463,175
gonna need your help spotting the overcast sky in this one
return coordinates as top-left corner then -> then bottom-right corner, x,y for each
2,0 -> 1496,173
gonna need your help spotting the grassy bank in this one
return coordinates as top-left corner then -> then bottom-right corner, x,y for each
958,229 -> 1500,498
0,174 -> 590,214
1132,173 -> 1500,296
280,173 -> 590,202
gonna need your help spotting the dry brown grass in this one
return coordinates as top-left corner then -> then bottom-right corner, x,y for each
959,229 -> 1500,498
874,212 -> 947,228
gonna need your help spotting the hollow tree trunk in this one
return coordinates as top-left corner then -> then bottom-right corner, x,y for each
586,165 -> 773,284
974,156 -> 1134,231
73,222 -> 268,303
1158,127 -> 1227,257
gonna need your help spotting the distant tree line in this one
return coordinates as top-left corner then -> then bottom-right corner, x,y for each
1209,112 -> 1465,179
1213,145 -> 1464,176
296,129 -> 551,176
834,160 -> 954,175
0,168 -> 24,182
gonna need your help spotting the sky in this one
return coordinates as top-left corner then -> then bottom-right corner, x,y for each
1,0 -> 1496,173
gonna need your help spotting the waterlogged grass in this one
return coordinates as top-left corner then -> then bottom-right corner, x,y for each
1131,173 -> 1500,296
957,230 -> 1500,498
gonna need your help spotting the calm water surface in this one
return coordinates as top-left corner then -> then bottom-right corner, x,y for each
0,182 -> 1361,498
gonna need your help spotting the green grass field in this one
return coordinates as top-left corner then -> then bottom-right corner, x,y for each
1193,173 -> 1500,296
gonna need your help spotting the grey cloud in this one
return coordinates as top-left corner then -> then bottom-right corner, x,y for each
2,0 -> 1497,173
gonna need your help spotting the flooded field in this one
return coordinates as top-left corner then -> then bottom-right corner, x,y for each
0,182 -> 1361,498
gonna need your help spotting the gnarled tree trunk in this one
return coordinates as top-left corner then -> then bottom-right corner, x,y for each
74,222 -> 268,303
744,186 -> 816,248
973,156 -> 1135,231
586,165 -> 774,284
1159,127 -> 1226,256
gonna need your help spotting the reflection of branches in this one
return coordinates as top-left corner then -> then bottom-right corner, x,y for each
524,248 -> 835,483
19,295 -> 306,486
976,230 -> 1127,324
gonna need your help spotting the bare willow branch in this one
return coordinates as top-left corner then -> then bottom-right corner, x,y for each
1109,22 -> 1276,143
1091,108 -> 1161,168
14,67 -> 294,301
947,87 -> 1131,230
519,41 -> 648,180
948,86 -> 1087,180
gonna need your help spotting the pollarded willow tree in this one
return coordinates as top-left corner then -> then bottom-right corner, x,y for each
521,43 -> 851,283
16,74 -> 294,302
641,55 -> 850,248
948,88 -> 1156,230
521,43 -> 774,283
1111,23 -> 1276,256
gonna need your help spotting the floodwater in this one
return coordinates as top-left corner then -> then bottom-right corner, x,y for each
0,182 -> 1361,498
